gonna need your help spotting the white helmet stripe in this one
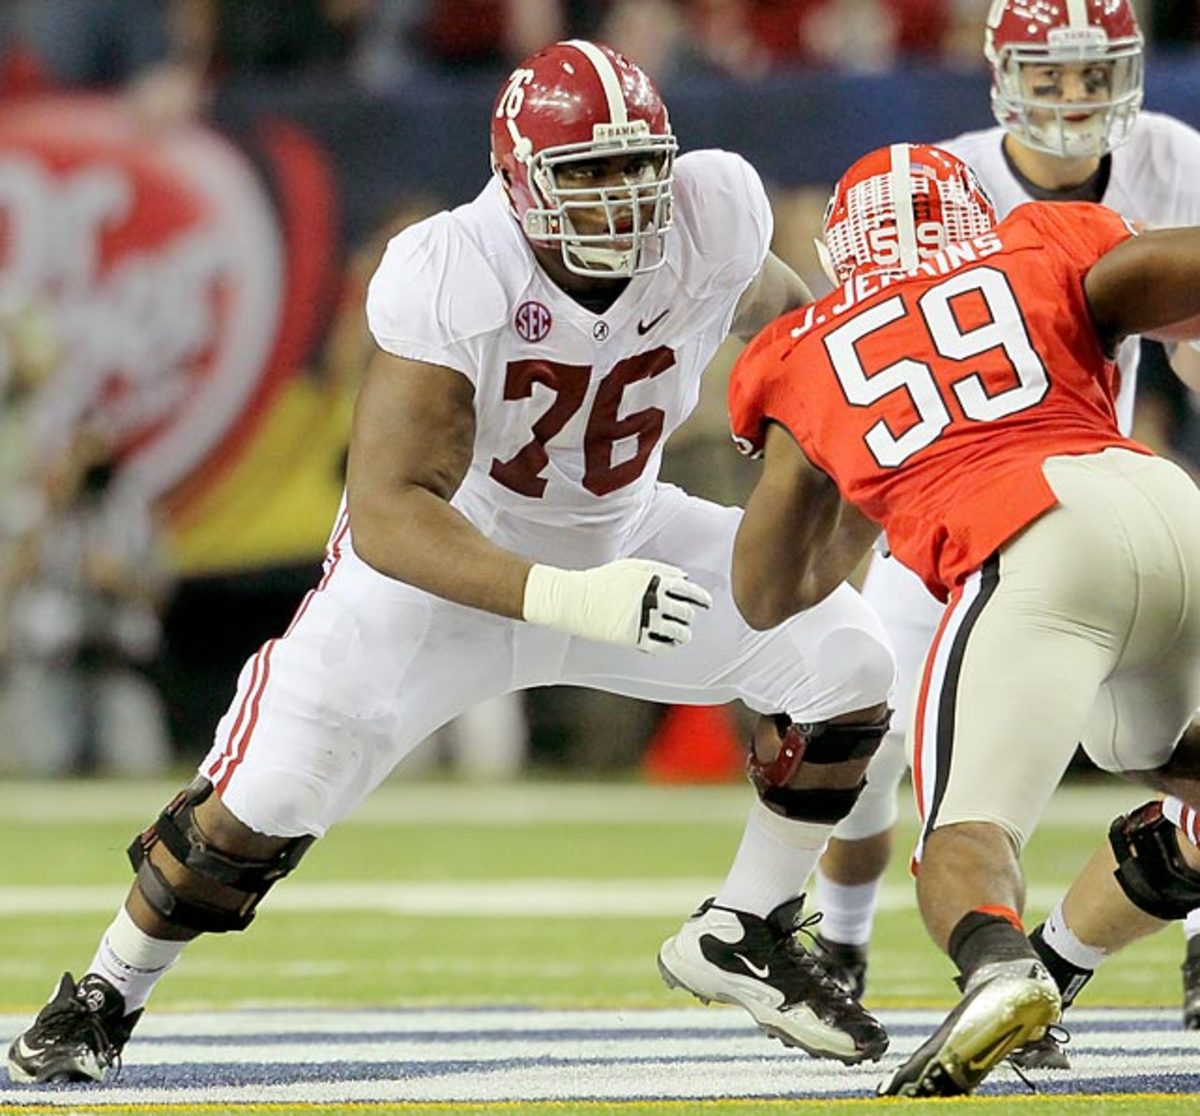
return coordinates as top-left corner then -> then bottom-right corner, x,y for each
890,143 -> 919,272
566,39 -> 627,124
1065,0 -> 1090,29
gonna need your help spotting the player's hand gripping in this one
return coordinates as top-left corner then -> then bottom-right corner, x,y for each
522,558 -> 713,653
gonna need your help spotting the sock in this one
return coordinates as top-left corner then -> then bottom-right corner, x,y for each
948,907 -> 1032,986
1032,901 -> 1103,1007
1186,908 -> 1200,943
87,907 -> 188,1013
812,867 -> 882,946
715,799 -> 831,918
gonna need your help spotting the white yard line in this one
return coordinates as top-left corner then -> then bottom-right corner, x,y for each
0,1008 -> 1191,1106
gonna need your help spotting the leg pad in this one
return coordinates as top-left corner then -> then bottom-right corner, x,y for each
127,777 -> 314,933
1109,800 -> 1200,922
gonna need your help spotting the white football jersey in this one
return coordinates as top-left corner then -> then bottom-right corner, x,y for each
366,149 -> 771,567
942,111 -> 1200,432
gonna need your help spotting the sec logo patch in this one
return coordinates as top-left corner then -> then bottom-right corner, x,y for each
515,300 -> 552,342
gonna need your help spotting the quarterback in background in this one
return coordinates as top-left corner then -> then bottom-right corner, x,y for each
728,141 -> 1200,1096
7,40 -> 897,1085
812,0 -> 1200,1046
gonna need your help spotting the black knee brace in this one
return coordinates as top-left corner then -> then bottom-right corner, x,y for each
749,709 -> 890,822
1109,800 -> 1200,922
128,777 -> 314,933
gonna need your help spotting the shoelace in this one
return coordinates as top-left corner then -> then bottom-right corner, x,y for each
1006,1023 -> 1070,1094
775,909 -> 863,1011
35,1000 -> 124,1080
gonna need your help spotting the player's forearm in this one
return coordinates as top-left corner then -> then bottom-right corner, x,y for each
733,490 -> 873,628
800,507 -> 879,607
349,484 -> 712,652
350,484 -> 531,618
1089,228 -> 1200,345
732,512 -> 832,629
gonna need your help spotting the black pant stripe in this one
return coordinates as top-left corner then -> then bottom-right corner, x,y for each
924,553 -> 1002,838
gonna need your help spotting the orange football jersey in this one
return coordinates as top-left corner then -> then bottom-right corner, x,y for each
729,201 -> 1151,601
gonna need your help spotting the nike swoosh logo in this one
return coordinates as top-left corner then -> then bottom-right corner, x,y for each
637,309 -> 670,335
964,1024 -> 1024,1073
735,953 -> 771,979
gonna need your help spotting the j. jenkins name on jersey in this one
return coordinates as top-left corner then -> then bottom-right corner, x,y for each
789,231 -> 1005,342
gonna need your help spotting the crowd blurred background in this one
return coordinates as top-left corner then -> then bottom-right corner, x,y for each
0,0 -> 1197,782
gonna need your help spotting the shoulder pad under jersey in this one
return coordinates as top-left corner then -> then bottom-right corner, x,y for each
366,209 -> 509,365
1125,112 -> 1200,226
670,149 -> 773,298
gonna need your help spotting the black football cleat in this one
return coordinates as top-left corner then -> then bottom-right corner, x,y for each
658,896 -> 889,1064
7,972 -> 142,1084
812,933 -> 868,1001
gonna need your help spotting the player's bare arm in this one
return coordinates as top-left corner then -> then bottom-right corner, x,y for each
346,349 -> 533,619
347,350 -> 712,650
732,423 -> 878,629
1084,227 -> 1200,352
730,252 -> 813,342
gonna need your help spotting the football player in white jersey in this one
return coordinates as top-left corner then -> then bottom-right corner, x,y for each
809,0 -> 1200,1054
6,40 -> 897,1085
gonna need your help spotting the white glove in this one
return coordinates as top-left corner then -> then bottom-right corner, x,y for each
522,558 -> 713,653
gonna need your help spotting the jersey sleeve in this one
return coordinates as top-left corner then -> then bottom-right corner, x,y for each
727,314 -> 797,457
1016,201 -> 1135,275
365,211 -> 509,379
671,149 -> 774,299
1142,114 -> 1200,227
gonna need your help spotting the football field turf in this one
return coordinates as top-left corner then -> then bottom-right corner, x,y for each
0,776 -> 1196,1114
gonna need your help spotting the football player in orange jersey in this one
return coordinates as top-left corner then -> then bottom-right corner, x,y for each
727,141 -> 1200,1096
810,0 -> 1200,1054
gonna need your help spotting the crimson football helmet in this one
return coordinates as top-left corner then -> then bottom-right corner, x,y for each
820,143 -> 997,285
489,39 -> 677,278
985,0 -> 1143,158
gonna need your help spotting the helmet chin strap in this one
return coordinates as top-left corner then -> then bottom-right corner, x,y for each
564,242 -> 636,276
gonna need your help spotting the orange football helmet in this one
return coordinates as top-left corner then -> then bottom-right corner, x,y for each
820,143 -> 997,284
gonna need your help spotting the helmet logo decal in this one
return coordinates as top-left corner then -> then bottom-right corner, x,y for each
496,68 -> 535,164
594,121 -> 649,142
514,300 -> 552,343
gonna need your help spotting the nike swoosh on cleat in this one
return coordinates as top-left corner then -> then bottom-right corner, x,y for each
964,1024 -> 1024,1074
735,953 -> 771,979
14,1036 -> 44,1060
